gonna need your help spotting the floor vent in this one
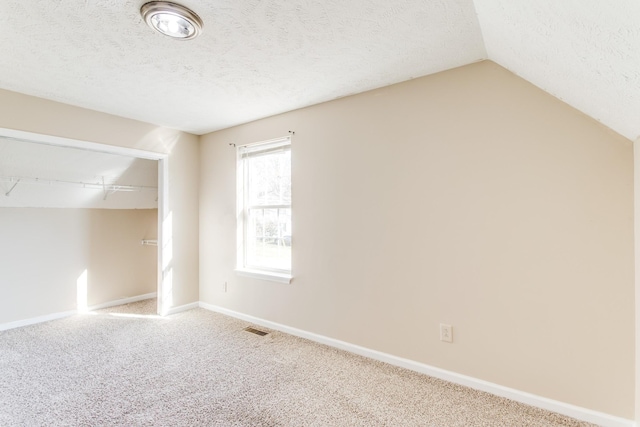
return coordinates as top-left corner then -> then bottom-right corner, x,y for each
244,327 -> 268,336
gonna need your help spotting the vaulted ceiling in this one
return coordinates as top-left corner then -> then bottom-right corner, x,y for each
0,0 -> 637,141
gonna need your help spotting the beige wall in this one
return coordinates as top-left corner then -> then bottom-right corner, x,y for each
0,89 -> 199,309
86,209 -> 158,306
0,208 -> 157,323
199,61 -> 634,418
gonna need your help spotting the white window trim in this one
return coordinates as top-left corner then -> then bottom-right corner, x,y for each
234,268 -> 292,284
236,136 -> 292,283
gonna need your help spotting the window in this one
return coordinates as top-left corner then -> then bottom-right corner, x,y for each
236,136 -> 291,282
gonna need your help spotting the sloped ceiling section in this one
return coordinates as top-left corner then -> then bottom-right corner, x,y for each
474,0 -> 640,141
0,1 -> 637,141
0,139 -> 158,209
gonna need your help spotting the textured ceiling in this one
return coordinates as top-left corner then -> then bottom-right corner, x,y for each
0,0 -> 637,141
474,0 -> 640,142
0,0 -> 485,135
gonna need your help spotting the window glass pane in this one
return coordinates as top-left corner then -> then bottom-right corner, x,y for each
239,137 -> 291,275
247,150 -> 291,206
246,207 -> 291,270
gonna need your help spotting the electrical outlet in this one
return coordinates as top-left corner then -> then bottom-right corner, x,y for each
222,281 -> 228,293
440,323 -> 453,343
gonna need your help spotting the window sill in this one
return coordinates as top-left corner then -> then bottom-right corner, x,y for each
235,268 -> 293,284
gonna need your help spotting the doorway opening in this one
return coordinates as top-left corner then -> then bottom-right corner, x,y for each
0,127 -> 169,317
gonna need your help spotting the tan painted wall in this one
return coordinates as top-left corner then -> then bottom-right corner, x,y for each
199,61 -> 634,418
0,208 -> 157,323
0,89 -> 199,309
634,139 -> 640,422
86,209 -> 158,306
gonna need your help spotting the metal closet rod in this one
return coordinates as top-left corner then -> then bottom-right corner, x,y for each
0,176 -> 158,193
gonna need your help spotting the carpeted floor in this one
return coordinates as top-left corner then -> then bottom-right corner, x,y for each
0,299 -> 596,426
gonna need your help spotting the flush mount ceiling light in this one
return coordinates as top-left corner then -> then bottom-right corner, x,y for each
141,1 -> 203,40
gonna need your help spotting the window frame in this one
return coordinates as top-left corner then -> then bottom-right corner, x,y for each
235,136 -> 292,284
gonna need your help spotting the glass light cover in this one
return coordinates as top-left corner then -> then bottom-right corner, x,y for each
150,13 -> 195,38
141,2 -> 203,40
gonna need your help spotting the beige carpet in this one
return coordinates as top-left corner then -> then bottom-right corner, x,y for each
0,299 -> 596,426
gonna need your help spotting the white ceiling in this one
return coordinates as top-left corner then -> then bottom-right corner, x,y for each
0,0 -> 637,141
475,0 -> 640,142
0,0 -> 485,134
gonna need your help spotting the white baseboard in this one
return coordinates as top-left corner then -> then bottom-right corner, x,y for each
87,292 -> 157,311
3,299 -> 635,427
199,302 -> 635,427
0,309 -> 77,331
0,293 -> 158,332
165,301 -> 199,315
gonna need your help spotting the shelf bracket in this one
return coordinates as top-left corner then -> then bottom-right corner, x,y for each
5,179 -> 20,197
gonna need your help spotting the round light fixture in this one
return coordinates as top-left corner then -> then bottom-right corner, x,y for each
141,1 -> 203,40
